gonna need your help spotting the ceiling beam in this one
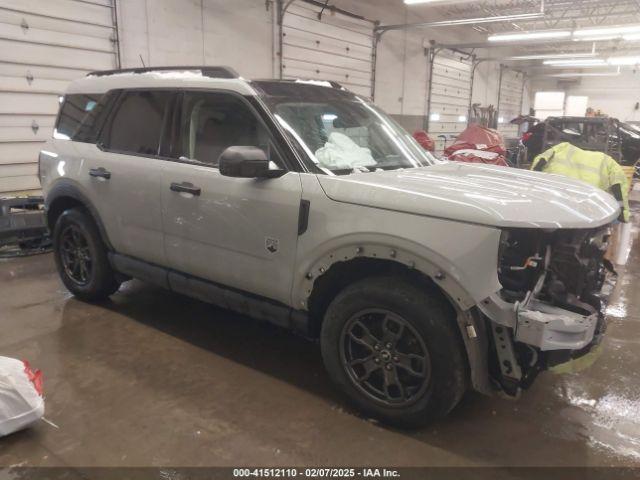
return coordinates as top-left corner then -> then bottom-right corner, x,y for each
375,11 -> 544,34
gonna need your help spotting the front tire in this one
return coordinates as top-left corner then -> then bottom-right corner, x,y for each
53,207 -> 120,301
320,275 -> 468,427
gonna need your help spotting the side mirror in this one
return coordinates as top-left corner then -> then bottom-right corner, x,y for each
218,146 -> 282,178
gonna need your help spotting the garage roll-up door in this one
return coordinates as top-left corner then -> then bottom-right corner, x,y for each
427,49 -> 472,153
0,0 -> 118,196
497,67 -> 524,140
281,1 -> 375,98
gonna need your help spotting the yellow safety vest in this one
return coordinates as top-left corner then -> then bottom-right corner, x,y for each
532,142 -> 630,222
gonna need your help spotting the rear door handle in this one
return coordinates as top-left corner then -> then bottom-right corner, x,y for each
89,167 -> 111,179
170,182 -> 201,196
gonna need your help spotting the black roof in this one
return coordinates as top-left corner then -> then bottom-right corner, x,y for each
87,65 -> 239,79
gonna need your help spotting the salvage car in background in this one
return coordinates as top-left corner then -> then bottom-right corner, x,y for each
522,116 -> 640,166
40,67 -> 620,426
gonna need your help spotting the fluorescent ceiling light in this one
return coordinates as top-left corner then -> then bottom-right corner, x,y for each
390,12 -> 543,30
607,56 -> 640,65
548,69 -> 621,78
441,13 -> 543,26
546,63 -> 610,69
572,35 -> 622,42
487,23 -> 640,45
543,58 -> 606,66
403,0 -> 483,3
507,52 -> 596,60
488,31 -> 571,42
541,56 -> 640,66
574,25 -> 640,37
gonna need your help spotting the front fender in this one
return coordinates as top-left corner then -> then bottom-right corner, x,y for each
292,231 -> 500,397
292,228 -> 502,312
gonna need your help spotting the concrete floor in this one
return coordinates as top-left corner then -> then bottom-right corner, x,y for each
1,221 -> 639,468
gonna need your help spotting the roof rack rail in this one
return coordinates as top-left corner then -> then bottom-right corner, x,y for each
279,78 -> 345,90
87,66 -> 239,79
327,81 -> 344,90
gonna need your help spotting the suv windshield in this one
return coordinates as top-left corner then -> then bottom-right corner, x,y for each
252,81 -> 437,175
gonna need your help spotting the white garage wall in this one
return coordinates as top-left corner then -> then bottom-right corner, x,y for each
0,0 -> 118,196
280,1 -> 375,97
497,67 -> 525,138
472,60 -> 500,107
114,0 -> 515,141
522,76 -> 532,118
331,0 -> 429,128
559,72 -> 640,122
116,0 -> 276,78
331,1 -> 509,135
530,71 -> 640,122
427,50 -> 473,150
0,0 -> 514,196
115,0 -> 475,133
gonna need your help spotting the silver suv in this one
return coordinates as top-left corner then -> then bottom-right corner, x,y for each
39,66 -> 619,426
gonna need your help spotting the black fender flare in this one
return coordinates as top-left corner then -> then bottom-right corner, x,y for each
45,180 -> 114,250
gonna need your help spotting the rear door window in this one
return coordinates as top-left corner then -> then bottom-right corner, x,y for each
102,90 -> 173,156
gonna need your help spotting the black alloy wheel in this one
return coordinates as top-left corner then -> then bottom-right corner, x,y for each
59,224 -> 93,285
321,275 -> 469,426
52,207 -> 120,301
340,308 -> 431,407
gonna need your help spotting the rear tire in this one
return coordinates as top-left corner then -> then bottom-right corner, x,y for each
53,207 -> 120,301
320,275 -> 468,427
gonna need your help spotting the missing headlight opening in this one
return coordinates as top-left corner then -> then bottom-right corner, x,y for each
484,226 -> 613,396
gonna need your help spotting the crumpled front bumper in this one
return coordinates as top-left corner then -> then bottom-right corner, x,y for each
479,293 -> 603,352
477,291 -> 607,395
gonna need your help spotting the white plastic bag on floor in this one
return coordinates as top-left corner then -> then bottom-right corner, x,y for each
0,356 -> 44,436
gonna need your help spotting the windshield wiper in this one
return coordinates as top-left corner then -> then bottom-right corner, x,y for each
328,165 -> 411,175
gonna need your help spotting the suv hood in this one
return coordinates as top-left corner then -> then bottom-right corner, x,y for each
317,162 -> 619,228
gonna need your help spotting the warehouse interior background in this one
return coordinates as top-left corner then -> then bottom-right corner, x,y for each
2,0 -> 640,197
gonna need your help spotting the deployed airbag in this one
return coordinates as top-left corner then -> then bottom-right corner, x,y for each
314,132 -> 375,170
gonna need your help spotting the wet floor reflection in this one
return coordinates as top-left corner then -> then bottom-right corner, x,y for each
1,210 -> 639,467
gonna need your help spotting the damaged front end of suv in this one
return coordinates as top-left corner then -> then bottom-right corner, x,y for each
479,225 -> 613,396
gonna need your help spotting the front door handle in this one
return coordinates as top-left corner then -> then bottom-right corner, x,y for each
170,182 -> 201,196
89,167 -> 111,179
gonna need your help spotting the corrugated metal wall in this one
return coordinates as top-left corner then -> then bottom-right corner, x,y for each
0,0 -> 118,196
427,49 -> 472,153
281,0 -> 375,98
497,67 -> 525,139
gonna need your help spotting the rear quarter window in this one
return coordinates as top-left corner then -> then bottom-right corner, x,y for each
55,92 -> 115,143
55,94 -> 100,140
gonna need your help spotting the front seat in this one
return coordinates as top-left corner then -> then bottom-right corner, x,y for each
194,118 -> 226,166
